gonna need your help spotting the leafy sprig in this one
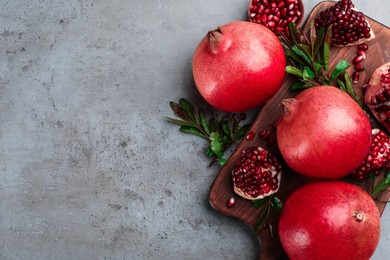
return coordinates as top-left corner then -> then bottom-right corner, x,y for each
253,195 -> 283,235
371,170 -> 390,199
280,22 -> 361,106
166,98 -> 250,166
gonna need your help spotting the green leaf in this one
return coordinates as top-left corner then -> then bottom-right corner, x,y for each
371,170 -> 390,198
313,26 -> 326,58
254,203 -> 271,232
179,98 -> 197,122
302,66 -> 315,80
199,109 -> 210,135
330,60 -> 350,81
297,44 -> 312,59
209,116 -> 217,132
290,81 -> 312,90
221,120 -> 231,137
288,22 -> 300,46
218,158 -> 227,165
270,196 -> 283,214
169,101 -> 190,121
337,79 -> 347,92
285,49 -> 306,65
210,132 -> 224,158
286,65 -> 303,77
166,117 -> 197,127
323,42 -> 330,73
292,45 -> 312,66
313,62 -> 323,75
234,124 -> 250,140
180,125 -> 208,139
253,198 -> 269,208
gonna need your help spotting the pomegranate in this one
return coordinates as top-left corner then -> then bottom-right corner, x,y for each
314,0 -> 375,46
232,146 -> 282,200
364,62 -> 390,133
279,181 -> 380,260
248,0 -> 304,35
352,129 -> 390,181
276,86 -> 372,179
192,21 -> 286,112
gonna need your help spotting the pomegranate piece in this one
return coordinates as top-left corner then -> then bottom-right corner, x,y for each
352,129 -> 390,181
279,181 -> 380,260
365,62 -> 390,132
248,0 -> 304,35
314,0 -> 375,46
232,147 -> 282,200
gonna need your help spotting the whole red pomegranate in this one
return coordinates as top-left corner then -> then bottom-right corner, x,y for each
279,181 -> 380,260
192,21 -> 286,112
364,62 -> 390,133
276,86 -> 372,179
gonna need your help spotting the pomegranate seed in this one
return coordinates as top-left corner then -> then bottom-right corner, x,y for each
357,50 -> 366,58
358,43 -> 368,51
227,197 -> 235,207
355,64 -> 364,72
353,55 -> 364,64
246,131 -> 256,140
352,71 -> 360,83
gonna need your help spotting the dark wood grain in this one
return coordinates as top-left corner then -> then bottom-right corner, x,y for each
209,1 -> 390,259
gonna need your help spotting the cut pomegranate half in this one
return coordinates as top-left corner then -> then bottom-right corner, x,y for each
314,0 -> 375,46
232,146 -> 282,200
364,62 -> 390,133
352,129 -> 390,181
248,0 -> 304,35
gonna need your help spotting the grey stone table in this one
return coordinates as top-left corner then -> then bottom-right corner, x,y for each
1,0 -> 389,259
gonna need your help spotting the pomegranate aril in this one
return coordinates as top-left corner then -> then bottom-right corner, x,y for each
227,197 -> 235,207
352,71 -> 360,83
355,64 -> 364,72
246,131 -> 256,140
358,43 -> 369,51
353,55 -> 364,64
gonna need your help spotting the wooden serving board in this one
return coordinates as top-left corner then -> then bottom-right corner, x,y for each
209,1 -> 390,259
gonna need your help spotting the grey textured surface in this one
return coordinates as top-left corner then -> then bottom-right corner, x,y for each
0,0 -> 389,259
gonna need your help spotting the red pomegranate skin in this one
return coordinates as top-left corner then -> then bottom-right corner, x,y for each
276,86 -> 372,179
192,21 -> 286,112
279,181 -> 380,260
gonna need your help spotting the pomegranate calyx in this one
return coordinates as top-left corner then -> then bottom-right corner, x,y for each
353,211 -> 365,222
207,27 -> 231,54
281,98 -> 299,117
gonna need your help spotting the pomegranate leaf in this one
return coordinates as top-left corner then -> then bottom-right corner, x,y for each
253,197 -> 269,208
209,132 -> 224,159
199,109 -> 210,135
179,98 -> 197,122
313,26 -> 326,59
302,67 -> 315,80
291,45 -> 312,66
285,65 -> 303,77
330,60 -> 350,81
371,170 -> 390,199
270,195 -> 283,214
167,98 -> 250,166
180,126 -> 208,139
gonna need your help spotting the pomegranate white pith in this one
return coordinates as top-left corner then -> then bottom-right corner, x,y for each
232,146 -> 282,200
364,62 -> 390,133
314,0 -> 375,46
